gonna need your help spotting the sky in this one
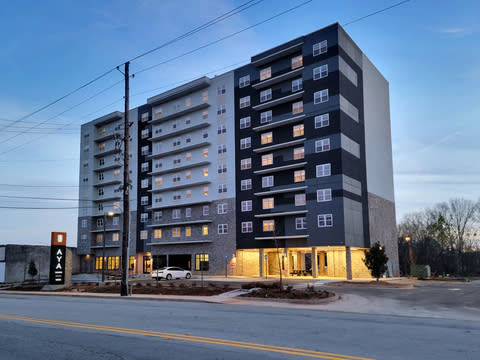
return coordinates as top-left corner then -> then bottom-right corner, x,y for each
0,0 -> 479,247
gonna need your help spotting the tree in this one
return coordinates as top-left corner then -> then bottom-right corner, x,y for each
363,243 -> 389,281
27,260 -> 38,280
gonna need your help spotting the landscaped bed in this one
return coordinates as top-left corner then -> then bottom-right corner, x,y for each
240,282 -> 335,301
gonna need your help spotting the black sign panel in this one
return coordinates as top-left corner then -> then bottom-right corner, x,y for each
49,245 -> 66,285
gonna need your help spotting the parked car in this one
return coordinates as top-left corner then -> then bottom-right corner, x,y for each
151,267 -> 192,280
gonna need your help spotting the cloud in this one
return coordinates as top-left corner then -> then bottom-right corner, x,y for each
439,28 -> 464,34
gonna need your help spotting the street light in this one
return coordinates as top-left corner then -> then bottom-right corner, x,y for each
102,211 -> 115,284
404,236 -> 412,276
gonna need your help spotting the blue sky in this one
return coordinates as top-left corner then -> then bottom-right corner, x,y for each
0,0 -> 479,246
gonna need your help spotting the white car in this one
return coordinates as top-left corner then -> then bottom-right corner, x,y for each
152,267 -> 192,280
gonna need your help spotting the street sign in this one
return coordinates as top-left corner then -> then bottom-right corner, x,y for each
224,255 -> 228,260
49,232 -> 66,285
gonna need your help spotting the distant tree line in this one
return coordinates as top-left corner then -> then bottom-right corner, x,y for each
397,198 -> 480,276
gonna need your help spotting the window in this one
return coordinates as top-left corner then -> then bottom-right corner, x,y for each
263,197 -> 274,209
239,75 -> 250,88
203,130 -> 208,139
185,227 -> 192,237
214,203 -> 227,216
203,168 -> 209,177
96,218 -> 104,228
293,147 -> 304,160
141,179 -> 149,188
141,129 -> 149,139
263,220 -> 275,232
217,124 -> 226,134
154,196 -> 162,203
241,158 -> 251,170
260,110 -> 272,124
140,213 -> 148,222
202,111 -> 208,119
313,40 -> 328,56
292,101 -> 303,114
316,163 -> 331,177
154,177 -> 162,186
81,234 -> 87,241
98,187 -> 104,196
318,214 -> 333,227
98,158 -> 104,167
314,89 -> 329,104
114,169 -> 121,177
262,176 -> 274,188
186,190 -> 192,198
140,230 -> 148,240
260,89 -> 272,102
184,171 -> 191,180
291,55 -> 303,69
96,234 -> 103,243
98,203 -> 103,212
218,144 -> 227,154
185,136 -> 191,144
293,124 -> 304,137
154,160 -> 163,169
203,205 -> 209,216
203,186 -> 209,196
141,162 -> 149,172
172,228 -> 181,237
173,175 -> 181,183
81,219 -> 87,228
217,85 -> 226,95
195,254 -> 209,271
294,170 -> 305,183
186,152 -> 191,161
217,164 -> 227,173
292,194 -> 305,208
185,97 -> 191,106
218,184 -> 227,193
185,117 -> 191,125
241,179 -> 252,190
241,200 -> 252,212
114,201 -> 120,209
315,113 -> 330,128
315,138 -> 331,152
240,137 -> 251,149
317,188 -> 332,202
292,78 -> 303,92
218,224 -> 228,234
313,64 -> 328,80
296,217 -> 307,230
261,132 -> 273,145
154,229 -> 162,239
260,67 -> 271,81
261,153 -> 273,166
239,96 -> 250,108
141,145 -> 149,155
154,109 -> 163,119
173,193 -> 181,201
154,211 -> 162,221
185,208 -> 191,217
202,225 -> 209,235
241,221 -> 253,233
240,116 -> 251,129
141,196 -> 149,205
217,105 -> 226,115
172,209 -> 181,219
99,143 -> 105,151
173,158 -> 181,165
203,91 -> 208,101
83,161 -> 89,168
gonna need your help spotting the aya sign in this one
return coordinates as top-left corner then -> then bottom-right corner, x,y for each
49,232 -> 66,285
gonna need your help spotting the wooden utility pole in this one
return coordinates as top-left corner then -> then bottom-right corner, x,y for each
119,62 -> 130,296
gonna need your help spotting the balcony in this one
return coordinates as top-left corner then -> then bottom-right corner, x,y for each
253,114 -> 305,132
149,199 -> 211,210
254,162 -> 307,175
150,103 -> 210,125
254,210 -> 308,218
147,219 -> 212,228
148,161 -> 210,176
93,111 -> 123,127
253,138 -> 305,154
252,91 -> 304,112
150,141 -> 210,159
254,235 -> 308,241
252,67 -> 303,90
254,185 -> 307,197
150,180 -> 210,193
147,239 -> 212,246
149,122 -> 210,142
147,77 -> 210,106
251,41 -> 303,67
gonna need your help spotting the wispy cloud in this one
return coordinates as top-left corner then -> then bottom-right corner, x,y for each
439,28 -> 464,34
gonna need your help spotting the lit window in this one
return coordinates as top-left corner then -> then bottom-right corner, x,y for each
294,170 -> 305,183
296,217 -> 307,230
295,193 -> 306,206
292,78 -> 303,92
154,108 -> 163,118
261,153 -> 273,166
113,201 -> 120,209
203,91 -> 208,101
317,188 -> 332,202
313,40 -> 328,56
263,197 -> 274,209
154,229 -> 162,239
203,148 -> 209,158
186,152 -> 192,161
155,177 -> 162,186
241,200 -> 252,212
260,110 -> 272,124
293,124 -> 304,137
195,254 -> 209,271
262,176 -> 273,188
203,205 -> 209,216
314,89 -> 329,104
186,227 -> 192,237
172,228 -> 181,237
292,101 -> 303,114
202,225 -> 209,235
241,221 -> 253,233
185,97 -> 191,107
315,113 -> 330,128
240,116 -> 251,129
315,138 -> 330,152
291,55 -> 303,69
99,143 -> 105,151
202,111 -> 208,119
239,96 -> 251,108
241,179 -> 252,190
260,67 -> 271,81
203,186 -> 209,196
293,147 -> 304,160
241,158 -> 251,170
203,168 -> 209,177
114,169 -> 121,177
260,89 -> 272,102
318,214 -> 333,228
96,234 -> 103,243
261,132 -> 273,145
263,220 -> 275,232
186,190 -> 192,198
218,224 -> 228,234
316,163 -> 331,177
185,171 -> 191,180
313,64 -> 328,80
240,137 -> 251,149
239,75 -> 250,88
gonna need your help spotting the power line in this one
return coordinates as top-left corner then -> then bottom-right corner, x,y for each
343,0 -> 410,26
0,195 -> 90,201
0,183 -> 81,188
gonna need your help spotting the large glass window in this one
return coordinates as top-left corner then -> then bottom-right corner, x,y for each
263,220 -> 275,232
262,197 -> 274,209
195,254 -> 209,271
260,67 -> 271,81
261,153 -> 273,166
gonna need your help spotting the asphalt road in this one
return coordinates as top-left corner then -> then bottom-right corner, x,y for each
0,294 -> 479,360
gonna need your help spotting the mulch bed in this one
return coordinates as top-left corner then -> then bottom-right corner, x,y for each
327,281 -> 411,288
240,282 -> 334,300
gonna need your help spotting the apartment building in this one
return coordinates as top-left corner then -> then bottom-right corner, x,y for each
77,23 -> 398,278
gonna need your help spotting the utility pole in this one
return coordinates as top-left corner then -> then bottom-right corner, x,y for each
118,62 -> 130,296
